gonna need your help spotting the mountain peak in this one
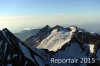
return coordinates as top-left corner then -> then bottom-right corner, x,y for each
2,28 -> 9,32
52,25 -> 64,31
70,25 -> 77,28
53,25 -> 63,29
43,25 -> 50,29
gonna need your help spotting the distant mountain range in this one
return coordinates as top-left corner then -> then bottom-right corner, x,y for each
76,23 -> 100,34
14,29 -> 40,41
1,25 -> 100,66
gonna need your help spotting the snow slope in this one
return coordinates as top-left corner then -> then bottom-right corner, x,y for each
37,26 -> 77,52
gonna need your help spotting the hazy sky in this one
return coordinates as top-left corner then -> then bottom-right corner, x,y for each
0,0 -> 100,32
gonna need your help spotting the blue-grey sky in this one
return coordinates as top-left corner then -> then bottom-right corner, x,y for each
0,0 -> 100,32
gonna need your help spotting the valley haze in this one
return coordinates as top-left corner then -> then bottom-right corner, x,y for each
0,0 -> 100,33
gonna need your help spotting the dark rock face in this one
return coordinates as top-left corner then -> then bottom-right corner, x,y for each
74,29 -> 100,54
0,28 -> 47,66
25,25 -> 52,48
74,29 -> 100,66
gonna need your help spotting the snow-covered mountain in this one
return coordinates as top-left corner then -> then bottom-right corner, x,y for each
0,28 -> 50,66
26,25 -> 100,66
1,25 -> 100,66
37,25 -> 76,52
25,25 -> 52,48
